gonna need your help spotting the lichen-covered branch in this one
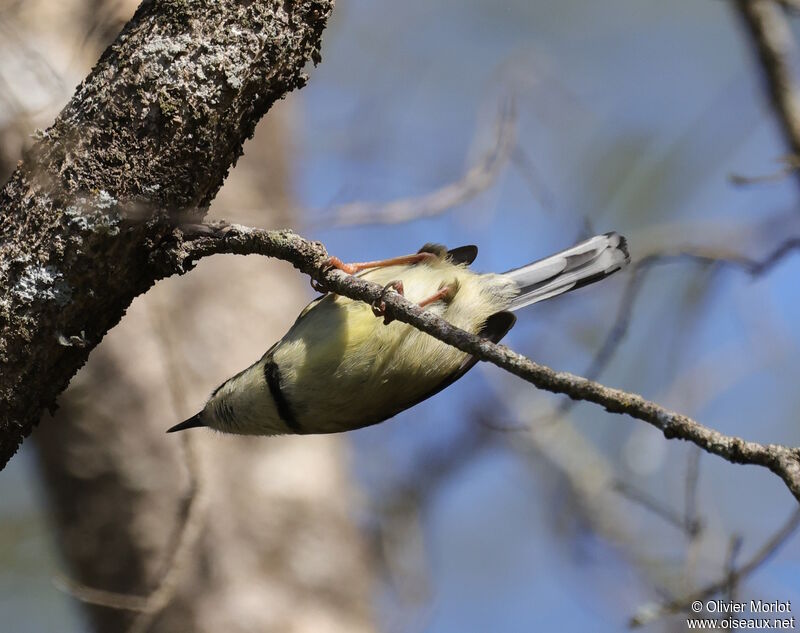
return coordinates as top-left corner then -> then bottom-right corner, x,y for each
0,0 -> 334,469
174,223 -> 800,505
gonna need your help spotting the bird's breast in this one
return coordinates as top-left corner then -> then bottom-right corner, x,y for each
271,261 -> 512,433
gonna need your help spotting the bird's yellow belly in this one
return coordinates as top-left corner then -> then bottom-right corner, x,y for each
270,260 -> 514,434
274,296 -> 470,433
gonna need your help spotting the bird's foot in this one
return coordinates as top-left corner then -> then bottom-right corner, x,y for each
371,280 -> 405,324
418,280 -> 459,308
311,256 -> 351,292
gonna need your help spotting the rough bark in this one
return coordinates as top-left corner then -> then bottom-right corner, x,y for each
0,0 -> 333,470
34,88 -> 374,631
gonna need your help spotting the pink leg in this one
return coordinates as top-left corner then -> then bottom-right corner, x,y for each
324,252 -> 438,275
418,284 -> 456,308
312,251 -> 438,293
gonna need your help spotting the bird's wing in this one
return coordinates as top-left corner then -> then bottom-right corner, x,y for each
447,245 -> 478,265
421,309 -> 516,396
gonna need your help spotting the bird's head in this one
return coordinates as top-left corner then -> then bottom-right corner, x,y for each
166,362 -> 282,436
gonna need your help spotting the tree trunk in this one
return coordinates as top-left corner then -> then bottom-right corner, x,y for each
0,0 -> 333,469
35,104 -> 376,632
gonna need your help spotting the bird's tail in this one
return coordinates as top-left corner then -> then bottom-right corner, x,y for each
504,232 -> 629,311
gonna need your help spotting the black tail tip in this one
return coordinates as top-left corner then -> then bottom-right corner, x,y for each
167,413 -> 205,433
617,235 -> 630,263
603,231 -> 630,264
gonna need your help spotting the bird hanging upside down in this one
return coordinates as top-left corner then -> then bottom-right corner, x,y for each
168,232 -> 629,436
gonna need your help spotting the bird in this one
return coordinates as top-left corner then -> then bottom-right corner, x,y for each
167,232 -> 629,436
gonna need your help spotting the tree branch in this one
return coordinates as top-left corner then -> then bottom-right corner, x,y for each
0,0 -> 334,469
631,507 -> 800,626
173,223 -> 800,505
312,97 -> 517,228
733,0 -> 800,185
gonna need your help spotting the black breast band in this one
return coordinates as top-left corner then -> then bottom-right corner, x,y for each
263,359 -> 304,434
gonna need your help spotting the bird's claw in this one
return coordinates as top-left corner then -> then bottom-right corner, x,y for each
322,256 -> 358,275
310,256 -> 360,294
310,276 -> 327,293
371,280 -> 404,324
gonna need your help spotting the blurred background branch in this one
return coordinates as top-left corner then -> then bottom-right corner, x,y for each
631,507 -> 800,626
312,97 -> 517,228
734,0 -> 800,189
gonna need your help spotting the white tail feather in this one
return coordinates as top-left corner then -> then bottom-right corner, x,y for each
504,232 -> 629,311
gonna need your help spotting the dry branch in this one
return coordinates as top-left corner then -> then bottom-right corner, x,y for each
173,223 -> 800,504
631,508 -> 800,626
733,0 -> 800,184
314,97 -> 517,227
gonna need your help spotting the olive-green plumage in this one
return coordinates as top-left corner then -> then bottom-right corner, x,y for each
168,233 -> 629,436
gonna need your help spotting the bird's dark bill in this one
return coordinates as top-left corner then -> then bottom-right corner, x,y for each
167,413 -> 205,433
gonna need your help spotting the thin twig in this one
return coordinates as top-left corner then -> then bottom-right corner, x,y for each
729,154 -> 800,185
631,508 -> 800,626
172,224 -> 800,504
725,534 -> 744,603
482,365 -> 706,538
509,145 -> 556,213
684,447 -> 703,538
557,238 -> 800,418
733,0 -> 800,188
312,97 -> 517,228
54,300 -> 208,630
127,434 -> 205,633
776,0 -> 800,13
125,296 -> 208,633
613,480 -> 692,534
475,237 -> 800,438
52,576 -> 149,612
681,447 -> 705,600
